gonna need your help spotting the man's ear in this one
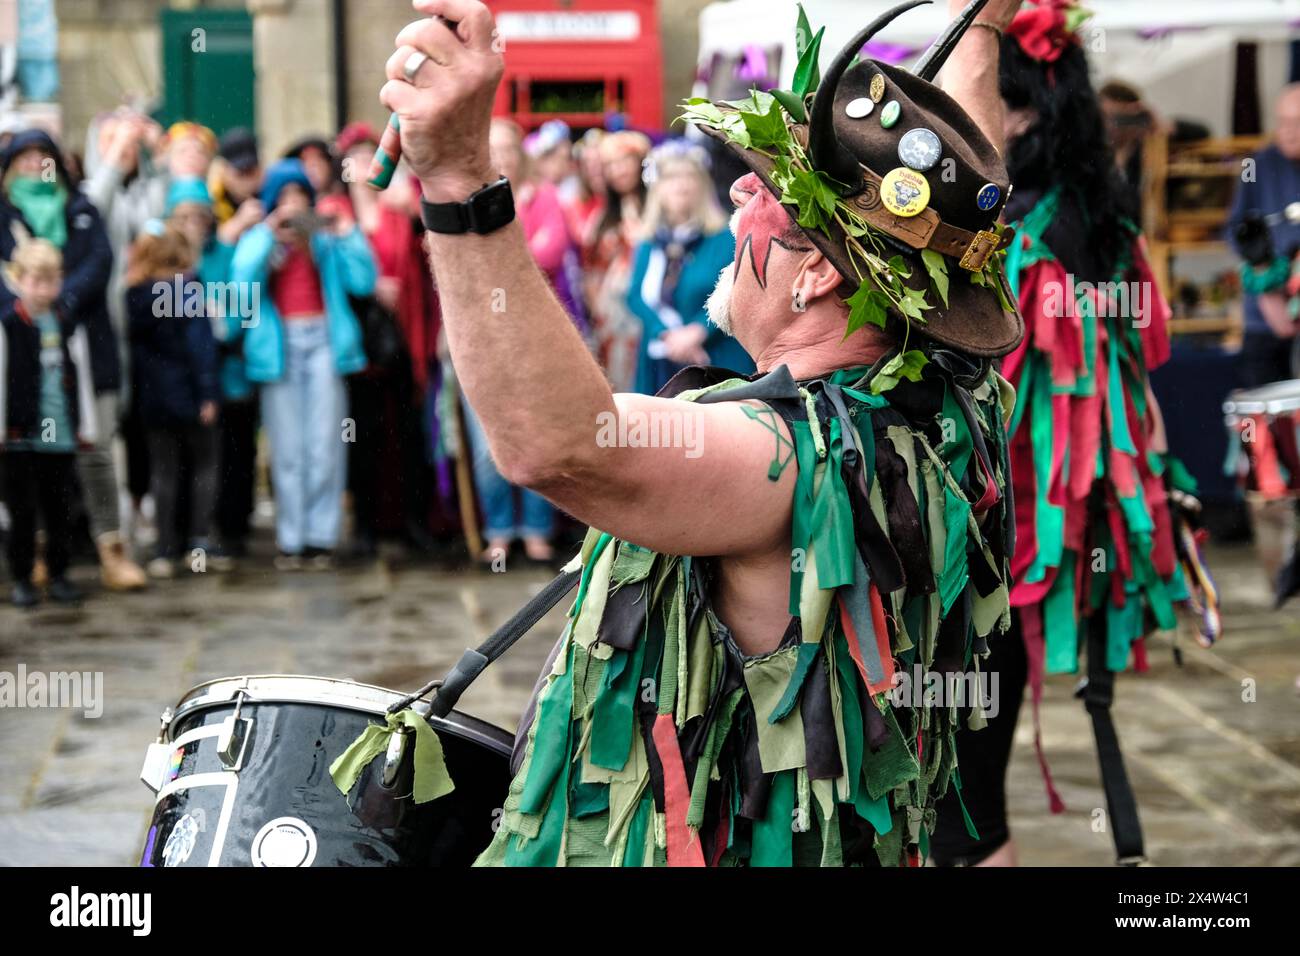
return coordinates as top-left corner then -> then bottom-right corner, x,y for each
792,249 -> 842,308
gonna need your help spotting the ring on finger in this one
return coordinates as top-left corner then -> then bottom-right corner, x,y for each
402,50 -> 432,83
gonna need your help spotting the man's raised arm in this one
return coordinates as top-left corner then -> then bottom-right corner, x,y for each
939,0 -> 1021,155
379,0 -> 794,558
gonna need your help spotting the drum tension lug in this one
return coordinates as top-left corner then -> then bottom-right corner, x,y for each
157,706 -> 173,742
382,727 -> 412,788
139,707 -> 177,793
218,692 -> 253,772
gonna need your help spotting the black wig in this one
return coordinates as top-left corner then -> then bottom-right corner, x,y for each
999,36 -> 1131,277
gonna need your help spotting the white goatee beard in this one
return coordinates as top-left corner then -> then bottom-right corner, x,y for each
705,263 -> 735,336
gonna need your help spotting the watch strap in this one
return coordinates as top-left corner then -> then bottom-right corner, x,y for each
420,198 -> 472,233
420,177 -> 515,235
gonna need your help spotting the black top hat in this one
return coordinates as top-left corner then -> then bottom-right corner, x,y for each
694,0 -> 1023,358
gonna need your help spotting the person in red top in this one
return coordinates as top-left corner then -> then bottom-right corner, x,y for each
582,130 -> 650,393
271,235 -> 326,317
329,122 -> 441,555
230,158 -> 376,569
454,120 -> 590,566
559,128 -> 606,249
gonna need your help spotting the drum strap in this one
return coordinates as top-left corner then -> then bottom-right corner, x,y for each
400,567 -> 583,719
1081,616 -> 1146,865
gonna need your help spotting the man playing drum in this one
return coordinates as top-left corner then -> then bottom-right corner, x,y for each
379,0 -> 1026,865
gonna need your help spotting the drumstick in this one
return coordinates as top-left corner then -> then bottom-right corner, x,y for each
366,113 -> 403,191
1263,202 -> 1300,227
367,15 -> 460,191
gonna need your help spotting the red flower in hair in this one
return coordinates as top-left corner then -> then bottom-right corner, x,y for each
1007,0 -> 1087,64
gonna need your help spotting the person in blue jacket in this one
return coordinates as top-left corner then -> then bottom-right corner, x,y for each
625,140 -> 752,395
125,221 -> 219,578
230,158 -> 375,569
1226,84 -> 1300,388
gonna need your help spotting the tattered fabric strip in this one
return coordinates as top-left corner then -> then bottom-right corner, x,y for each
475,359 -> 1014,867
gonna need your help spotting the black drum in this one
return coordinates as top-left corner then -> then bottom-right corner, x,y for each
1224,379 -> 1300,499
137,675 -> 511,867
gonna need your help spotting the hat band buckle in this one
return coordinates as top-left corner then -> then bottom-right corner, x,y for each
958,230 -> 1001,272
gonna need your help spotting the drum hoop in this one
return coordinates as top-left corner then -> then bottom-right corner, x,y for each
1224,380 -> 1300,417
166,674 -> 511,754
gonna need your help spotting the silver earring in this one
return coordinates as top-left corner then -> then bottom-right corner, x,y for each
792,289 -> 805,312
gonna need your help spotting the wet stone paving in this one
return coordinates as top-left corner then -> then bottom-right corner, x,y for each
0,537 -> 1297,867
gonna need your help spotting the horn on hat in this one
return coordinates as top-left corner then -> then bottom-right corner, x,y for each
913,0 -> 991,81
807,0 -> 931,193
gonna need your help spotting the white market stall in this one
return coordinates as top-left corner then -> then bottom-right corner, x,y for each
694,0 -> 1300,135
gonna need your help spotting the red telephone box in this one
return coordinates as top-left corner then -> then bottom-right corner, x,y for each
488,0 -> 663,133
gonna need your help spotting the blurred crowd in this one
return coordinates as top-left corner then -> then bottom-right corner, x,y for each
6,80 -> 1292,609
0,110 -> 750,606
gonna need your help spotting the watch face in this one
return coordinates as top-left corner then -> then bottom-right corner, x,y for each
469,180 -> 515,233
482,188 -> 513,218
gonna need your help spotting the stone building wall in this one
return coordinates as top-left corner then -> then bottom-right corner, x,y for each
56,0 -> 170,150
246,0 -> 334,157
52,0 -> 709,157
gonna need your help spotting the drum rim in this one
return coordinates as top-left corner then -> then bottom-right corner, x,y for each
167,674 -> 512,754
1224,379 -> 1300,416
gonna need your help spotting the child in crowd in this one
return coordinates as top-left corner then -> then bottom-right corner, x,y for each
125,222 -> 219,578
166,177 -> 257,569
0,239 -> 97,606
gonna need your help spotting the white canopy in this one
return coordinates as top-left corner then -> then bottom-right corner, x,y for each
697,0 -> 1300,134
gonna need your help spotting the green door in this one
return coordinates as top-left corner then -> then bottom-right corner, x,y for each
158,9 -> 255,136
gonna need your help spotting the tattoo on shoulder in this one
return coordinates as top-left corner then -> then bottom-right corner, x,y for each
741,405 -> 795,482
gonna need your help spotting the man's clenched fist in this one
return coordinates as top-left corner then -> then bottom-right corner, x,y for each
380,0 -> 504,202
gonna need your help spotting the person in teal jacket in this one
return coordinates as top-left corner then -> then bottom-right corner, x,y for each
230,159 -> 376,567
625,141 -> 753,394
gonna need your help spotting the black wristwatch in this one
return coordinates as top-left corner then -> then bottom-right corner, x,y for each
420,177 -> 515,235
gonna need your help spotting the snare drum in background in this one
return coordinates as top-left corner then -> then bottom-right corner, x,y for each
138,675 -> 511,867
1223,380 -> 1300,500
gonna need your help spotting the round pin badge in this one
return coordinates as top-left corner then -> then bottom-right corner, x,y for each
880,167 -> 931,218
880,100 -> 901,129
898,128 -> 942,172
869,74 -> 886,103
976,182 -> 1001,211
845,97 -> 875,119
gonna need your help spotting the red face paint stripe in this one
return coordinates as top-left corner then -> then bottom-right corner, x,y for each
734,182 -> 799,289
